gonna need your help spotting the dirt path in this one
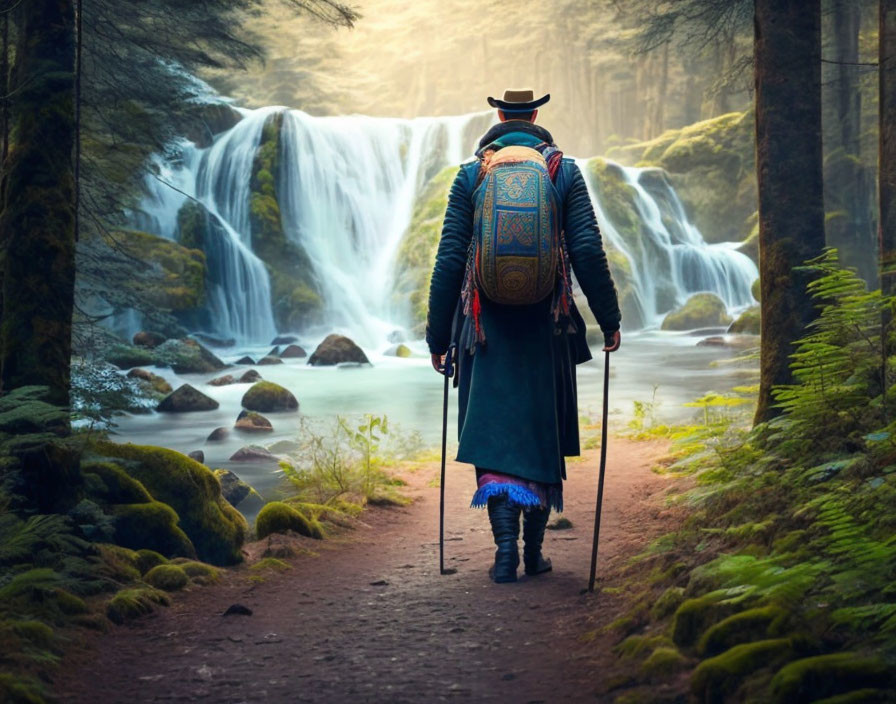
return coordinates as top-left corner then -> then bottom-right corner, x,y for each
56,438 -> 675,704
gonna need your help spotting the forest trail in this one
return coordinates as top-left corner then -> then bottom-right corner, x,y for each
56,438 -> 678,704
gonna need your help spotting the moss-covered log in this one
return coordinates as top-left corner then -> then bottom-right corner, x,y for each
753,0 -> 826,423
0,0 -> 76,409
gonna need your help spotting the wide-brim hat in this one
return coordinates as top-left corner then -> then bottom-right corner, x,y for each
487,89 -> 550,113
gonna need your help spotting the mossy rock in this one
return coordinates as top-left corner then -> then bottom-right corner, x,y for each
255,501 -> 323,540
50,589 -> 89,617
111,502 -> 197,559
698,604 -> 788,657
615,634 -> 675,660
672,591 -> 740,647
95,544 -> 142,582
113,229 -> 206,311
175,561 -> 220,584
153,338 -> 226,374
606,111 -> 755,245
651,586 -> 685,620
692,638 -> 795,704
157,384 -> 219,413
213,469 -> 254,507
105,343 -> 155,370
307,334 -> 370,366
93,442 -> 247,565
751,277 -> 760,302
106,586 -> 170,625
641,646 -> 688,679
241,381 -> 298,412
127,367 -> 172,396
143,564 -> 189,591
82,460 -> 153,504
135,549 -> 168,575
661,293 -> 732,331
770,653 -> 891,704
727,305 -> 760,335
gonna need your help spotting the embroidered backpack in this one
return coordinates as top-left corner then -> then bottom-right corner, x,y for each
461,143 -> 574,348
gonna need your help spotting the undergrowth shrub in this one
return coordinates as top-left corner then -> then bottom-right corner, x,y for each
606,250 -> 896,702
278,414 -> 419,519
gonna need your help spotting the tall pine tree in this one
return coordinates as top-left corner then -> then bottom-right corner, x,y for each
754,0 -> 827,423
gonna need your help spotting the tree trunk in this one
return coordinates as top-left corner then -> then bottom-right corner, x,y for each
882,0 -> 896,297
0,0 -> 76,410
824,0 -> 876,283
754,0 -> 826,424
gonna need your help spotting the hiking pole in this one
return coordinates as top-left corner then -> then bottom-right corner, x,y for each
439,343 -> 457,576
588,349 -> 611,593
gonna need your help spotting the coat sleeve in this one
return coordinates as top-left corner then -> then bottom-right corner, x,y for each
562,161 -> 622,334
425,165 -> 474,355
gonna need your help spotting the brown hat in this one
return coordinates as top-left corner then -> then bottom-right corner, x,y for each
487,89 -> 551,113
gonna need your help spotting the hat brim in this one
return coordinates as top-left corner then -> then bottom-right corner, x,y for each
487,93 -> 551,112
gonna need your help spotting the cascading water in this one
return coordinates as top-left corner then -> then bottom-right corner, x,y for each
276,111 -> 491,345
137,106 -> 757,345
577,158 -> 758,329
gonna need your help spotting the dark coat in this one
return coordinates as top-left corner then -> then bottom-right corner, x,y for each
425,122 -> 621,485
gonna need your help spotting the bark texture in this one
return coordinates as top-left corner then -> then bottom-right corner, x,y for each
0,0 -> 76,408
881,0 -> 896,297
753,0 -> 826,424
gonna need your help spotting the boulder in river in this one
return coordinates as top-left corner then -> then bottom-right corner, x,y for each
268,346 -> 281,357
308,334 -> 370,366
235,356 -> 255,365
241,381 -> 298,412
127,368 -> 172,395
234,410 -> 273,432
229,445 -> 278,462
105,343 -> 155,370
271,335 -> 298,345
213,469 -> 254,508
281,344 -> 307,359
132,331 -> 166,348
207,427 -> 229,442
239,369 -> 262,383
661,293 -> 732,331
257,356 -> 283,366
208,374 -> 236,387
157,384 -> 219,413
387,329 -> 406,343
727,305 -> 760,335
188,450 -> 205,464
154,338 -> 227,374
384,344 -> 411,358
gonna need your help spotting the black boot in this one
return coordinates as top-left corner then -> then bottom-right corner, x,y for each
523,507 -> 552,576
487,495 -> 520,583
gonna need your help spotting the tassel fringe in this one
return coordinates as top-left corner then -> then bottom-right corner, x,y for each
470,482 -> 543,510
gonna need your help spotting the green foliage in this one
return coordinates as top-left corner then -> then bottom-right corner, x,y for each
279,414 -> 410,510
608,253 -> 896,700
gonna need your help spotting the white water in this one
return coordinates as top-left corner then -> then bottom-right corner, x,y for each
135,107 -> 757,343
577,159 -> 758,329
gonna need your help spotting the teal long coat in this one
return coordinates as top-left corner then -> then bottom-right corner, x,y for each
425,123 -> 621,485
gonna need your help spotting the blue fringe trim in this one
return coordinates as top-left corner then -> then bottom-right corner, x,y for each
470,482 -> 543,510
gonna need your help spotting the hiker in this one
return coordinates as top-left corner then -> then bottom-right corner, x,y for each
426,89 -> 622,583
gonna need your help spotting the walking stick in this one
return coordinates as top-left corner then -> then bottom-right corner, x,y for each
588,349 -> 611,593
439,343 -> 457,575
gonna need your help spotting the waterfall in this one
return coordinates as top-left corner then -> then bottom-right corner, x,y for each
578,158 -> 758,329
137,107 -> 756,344
138,107 -> 492,346
276,110 -> 492,345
